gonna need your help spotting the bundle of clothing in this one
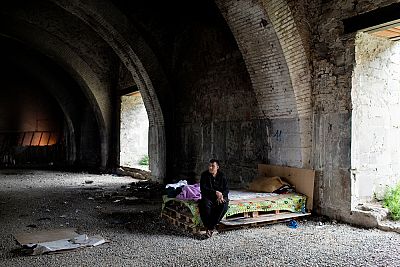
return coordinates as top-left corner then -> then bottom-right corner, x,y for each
165,180 -> 201,201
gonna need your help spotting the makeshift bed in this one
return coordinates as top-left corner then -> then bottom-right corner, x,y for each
161,164 -> 315,232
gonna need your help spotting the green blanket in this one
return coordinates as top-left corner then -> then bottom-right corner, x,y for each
162,193 -> 307,227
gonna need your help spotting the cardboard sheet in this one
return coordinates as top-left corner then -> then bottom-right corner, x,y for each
258,164 -> 315,211
14,228 -> 106,255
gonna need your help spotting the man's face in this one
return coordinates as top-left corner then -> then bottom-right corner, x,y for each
208,162 -> 219,175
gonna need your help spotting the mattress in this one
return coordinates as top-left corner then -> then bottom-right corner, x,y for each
226,190 -> 307,218
162,190 -> 307,227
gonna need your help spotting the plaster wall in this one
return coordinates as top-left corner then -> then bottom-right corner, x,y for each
352,32 -> 400,203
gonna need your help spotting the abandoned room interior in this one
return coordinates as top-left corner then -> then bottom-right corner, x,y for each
1,0 -> 400,266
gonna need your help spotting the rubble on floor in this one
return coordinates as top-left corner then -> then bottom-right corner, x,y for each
115,167 -> 151,180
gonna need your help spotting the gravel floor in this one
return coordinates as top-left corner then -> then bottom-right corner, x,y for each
1,169 -> 400,267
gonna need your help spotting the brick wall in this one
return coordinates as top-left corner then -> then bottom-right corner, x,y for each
170,12 -> 267,185
215,0 -> 313,170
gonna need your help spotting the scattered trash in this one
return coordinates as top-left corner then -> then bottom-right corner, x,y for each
127,181 -> 164,200
13,228 -> 107,255
288,219 -> 298,229
59,215 -> 67,218
45,209 -> 51,213
88,197 -> 94,200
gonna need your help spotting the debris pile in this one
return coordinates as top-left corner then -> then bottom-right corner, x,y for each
126,181 -> 165,200
115,167 -> 151,180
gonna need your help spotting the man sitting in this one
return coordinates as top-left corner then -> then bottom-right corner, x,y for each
199,159 -> 229,238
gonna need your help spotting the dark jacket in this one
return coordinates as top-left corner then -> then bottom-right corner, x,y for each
200,170 -> 229,201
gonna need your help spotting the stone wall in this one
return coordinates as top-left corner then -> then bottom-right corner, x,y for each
170,7 -> 266,186
216,0 -> 313,170
309,0 -> 399,220
352,32 -> 400,203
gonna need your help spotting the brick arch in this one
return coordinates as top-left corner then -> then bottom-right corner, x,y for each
51,0 -> 169,180
215,0 -> 312,167
261,0 -> 312,116
0,19 -> 108,167
4,47 -> 78,164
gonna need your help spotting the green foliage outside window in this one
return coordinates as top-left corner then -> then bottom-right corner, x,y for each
139,155 -> 149,166
383,183 -> 400,221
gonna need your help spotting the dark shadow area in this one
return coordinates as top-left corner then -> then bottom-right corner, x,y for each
343,2 -> 400,33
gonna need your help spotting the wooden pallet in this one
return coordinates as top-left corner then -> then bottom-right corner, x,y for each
163,206 -> 195,224
161,210 -> 205,233
162,198 -> 311,233
218,211 -> 310,231
162,204 -> 310,233
228,209 -> 283,219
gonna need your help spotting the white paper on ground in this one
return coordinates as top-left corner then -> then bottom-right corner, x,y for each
14,229 -> 107,255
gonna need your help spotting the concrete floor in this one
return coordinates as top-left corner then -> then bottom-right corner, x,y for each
1,170 -> 400,267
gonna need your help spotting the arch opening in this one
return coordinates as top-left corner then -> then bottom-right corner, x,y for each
351,30 -> 400,207
119,90 -> 150,171
0,64 -> 67,167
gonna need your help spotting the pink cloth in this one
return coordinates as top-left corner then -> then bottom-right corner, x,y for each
176,183 -> 202,201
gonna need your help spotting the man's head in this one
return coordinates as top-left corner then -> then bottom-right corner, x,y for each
208,159 -> 220,176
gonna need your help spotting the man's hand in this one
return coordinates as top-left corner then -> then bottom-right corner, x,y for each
216,191 -> 225,204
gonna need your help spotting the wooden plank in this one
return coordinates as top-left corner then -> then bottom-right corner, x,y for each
373,30 -> 400,38
362,19 -> 400,34
251,211 -> 259,218
39,132 -> 50,146
258,164 -> 315,211
220,212 -> 310,226
19,132 -> 26,146
38,132 -> 44,146
29,132 -> 35,146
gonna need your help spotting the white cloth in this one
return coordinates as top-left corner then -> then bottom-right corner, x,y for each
165,180 -> 188,189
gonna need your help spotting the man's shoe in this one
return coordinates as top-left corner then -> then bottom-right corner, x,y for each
206,230 -> 213,238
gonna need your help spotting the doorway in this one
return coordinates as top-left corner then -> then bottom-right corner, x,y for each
120,91 -> 149,170
351,31 -> 400,205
